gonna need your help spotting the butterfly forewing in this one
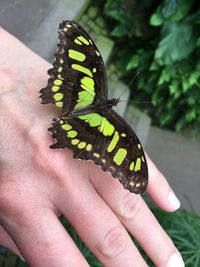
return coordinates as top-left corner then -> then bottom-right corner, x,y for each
40,20 -> 108,114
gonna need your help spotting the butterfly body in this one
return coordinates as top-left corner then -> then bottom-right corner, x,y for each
40,20 -> 148,194
68,98 -> 119,117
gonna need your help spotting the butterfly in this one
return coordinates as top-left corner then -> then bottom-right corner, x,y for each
39,20 -> 148,194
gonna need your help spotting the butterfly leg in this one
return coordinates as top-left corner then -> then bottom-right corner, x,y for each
60,112 -> 74,119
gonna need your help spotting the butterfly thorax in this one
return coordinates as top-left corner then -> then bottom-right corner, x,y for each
97,98 -> 119,109
68,98 -> 119,117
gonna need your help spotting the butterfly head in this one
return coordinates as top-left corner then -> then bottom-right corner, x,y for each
110,98 -> 120,107
96,98 -> 120,110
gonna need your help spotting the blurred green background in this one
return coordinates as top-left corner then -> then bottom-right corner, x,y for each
0,0 -> 200,266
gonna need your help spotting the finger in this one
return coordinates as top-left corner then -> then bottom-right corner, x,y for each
90,167 -> 185,267
3,210 -> 89,267
0,224 -> 24,261
146,154 -> 181,211
58,167 -> 148,267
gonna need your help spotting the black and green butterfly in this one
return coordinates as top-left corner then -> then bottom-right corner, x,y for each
40,20 -> 148,194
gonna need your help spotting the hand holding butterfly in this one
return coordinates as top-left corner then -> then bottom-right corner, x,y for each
0,28 -> 184,267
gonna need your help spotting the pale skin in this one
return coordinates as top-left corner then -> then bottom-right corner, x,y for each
0,27 -> 184,267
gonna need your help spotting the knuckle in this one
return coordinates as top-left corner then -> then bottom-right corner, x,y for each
0,184 -> 23,218
0,186 -> 37,228
27,124 -> 50,168
28,124 -> 42,152
97,226 -> 127,258
117,193 -> 141,220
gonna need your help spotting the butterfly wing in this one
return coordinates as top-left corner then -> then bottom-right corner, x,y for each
49,110 -> 148,194
40,20 -> 108,113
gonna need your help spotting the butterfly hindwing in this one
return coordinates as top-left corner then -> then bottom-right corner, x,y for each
49,110 -> 148,194
40,20 -> 108,114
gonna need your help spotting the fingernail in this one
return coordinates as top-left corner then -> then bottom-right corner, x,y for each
167,251 -> 184,267
20,256 -> 25,262
18,254 -> 25,262
168,191 -> 180,210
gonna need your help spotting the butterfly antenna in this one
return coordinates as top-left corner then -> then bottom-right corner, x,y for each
120,100 -> 152,104
117,71 -> 139,100
117,72 -> 152,105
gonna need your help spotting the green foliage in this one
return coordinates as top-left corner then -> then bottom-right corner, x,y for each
104,0 -> 200,133
155,22 -> 196,64
150,0 -> 193,25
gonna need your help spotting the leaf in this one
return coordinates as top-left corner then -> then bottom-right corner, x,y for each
126,54 -> 140,70
149,61 -> 159,71
111,25 -> 128,37
160,113 -> 172,126
152,89 -> 162,105
161,0 -> 193,21
182,76 -> 191,92
157,68 -> 171,85
150,13 -> 163,26
169,80 -> 180,97
155,22 -> 196,64
166,98 -> 175,109
186,108 -> 197,121
189,71 -> 200,85
151,0 -> 193,25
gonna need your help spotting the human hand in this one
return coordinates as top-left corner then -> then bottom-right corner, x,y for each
0,27 -> 184,267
